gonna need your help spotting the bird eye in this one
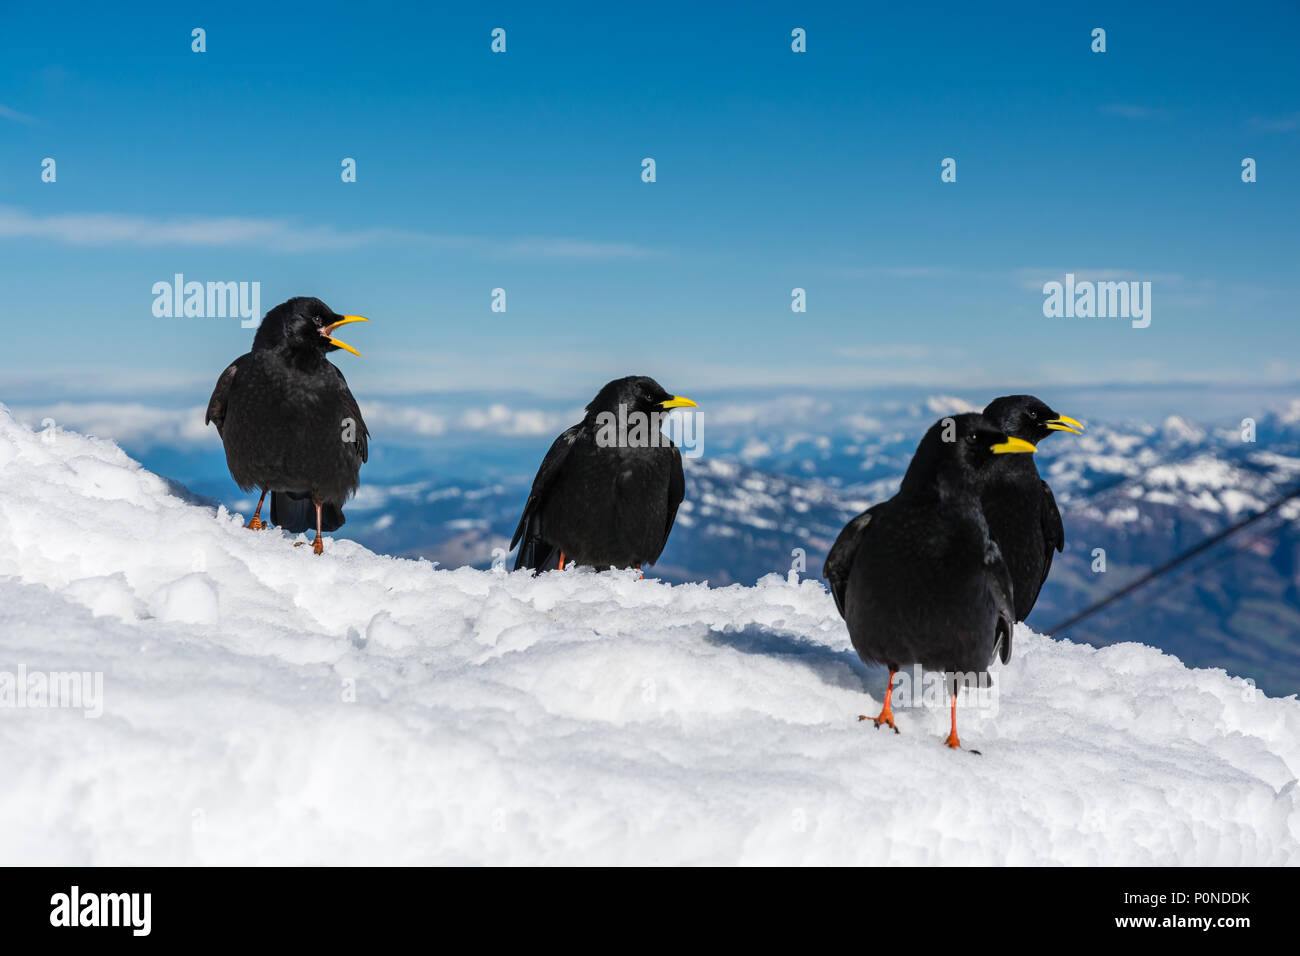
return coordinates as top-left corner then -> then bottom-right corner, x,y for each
1028,410 -> 1038,419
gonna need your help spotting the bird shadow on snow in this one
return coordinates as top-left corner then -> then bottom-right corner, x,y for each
161,477 -> 222,510
704,626 -> 884,697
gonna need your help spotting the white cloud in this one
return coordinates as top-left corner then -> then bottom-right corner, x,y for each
455,403 -> 568,436
923,394 -> 980,415
827,265 -> 960,280
1013,268 -> 1185,293
1100,104 -> 1171,120
0,104 -> 36,124
357,402 -> 449,437
836,344 -> 952,361
1248,111 -> 1300,132
9,403 -> 214,449
487,237 -> 657,261
0,205 -> 656,260
7,399 -> 576,449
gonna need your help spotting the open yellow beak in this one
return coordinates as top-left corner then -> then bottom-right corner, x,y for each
321,315 -> 369,357
1045,414 -> 1084,435
660,395 -> 698,409
991,436 -> 1038,454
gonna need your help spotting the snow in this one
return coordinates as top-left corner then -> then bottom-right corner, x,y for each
1134,457 -> 1270,516
1161,414 -> 1207,445
1277,399 -> 1300,426
1,405 -> 1298,865
922,394 -> 980,416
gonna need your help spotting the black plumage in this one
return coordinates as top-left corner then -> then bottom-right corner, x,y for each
981,395 -> 1084,622
824,413 -> 1035,749
511,376 -> 696,573
205,296 -> 370,554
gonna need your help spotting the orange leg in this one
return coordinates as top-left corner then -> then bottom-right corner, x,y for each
859,669 -> 899,733
558,551 -> 566,570
312,499 -> 324,555
246,490 -> 267,530
944,691 -> 961,749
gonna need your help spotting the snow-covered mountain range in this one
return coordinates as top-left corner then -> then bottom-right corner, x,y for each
123,389 -> 1295,695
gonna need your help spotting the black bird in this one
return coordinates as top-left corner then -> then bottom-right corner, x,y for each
981,395 -> 1084,622
205,296 -> 371,555
823,413 -> 1036,749
511,376 -> 697,573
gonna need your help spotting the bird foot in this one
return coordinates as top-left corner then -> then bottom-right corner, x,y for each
246,517 -> 264,530
858,711 -> 899,733
312,537 -> 324,556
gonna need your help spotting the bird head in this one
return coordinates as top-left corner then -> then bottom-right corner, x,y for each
585,375 -> 697,419
252,296 -> 370,358
902,413 -> 1038,494
983,394 -> 1084,444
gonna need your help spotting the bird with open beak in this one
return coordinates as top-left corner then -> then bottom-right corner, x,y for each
205,296 -> 371,555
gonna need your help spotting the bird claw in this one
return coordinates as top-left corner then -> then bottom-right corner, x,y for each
246,517 -> 264,530
312,537 -> 324,556
858,713 -> 899,733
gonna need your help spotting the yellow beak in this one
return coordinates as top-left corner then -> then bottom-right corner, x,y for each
1045,414 -> 1084,435
321,315 -> 369,357
991,436 -> 1038,454
660,395 -> 698,409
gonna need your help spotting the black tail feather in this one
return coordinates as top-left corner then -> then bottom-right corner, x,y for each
270,491 -> 345,533
514,534 -> 562,574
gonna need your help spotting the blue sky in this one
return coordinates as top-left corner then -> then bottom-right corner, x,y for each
1,1 -> 1298,403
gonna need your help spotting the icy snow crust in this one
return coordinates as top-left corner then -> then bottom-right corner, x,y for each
1,407 -> 1297,865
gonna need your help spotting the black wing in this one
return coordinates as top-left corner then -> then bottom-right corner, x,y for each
982,539 -> 1017,664
823,507 -> 876,619
328,362 -> 369,464
510,425 -> 581,554
204,354 -> 249,436
647,443 -> 685,565
1019,480 -> 1065,620
1042,480 -> 1064,555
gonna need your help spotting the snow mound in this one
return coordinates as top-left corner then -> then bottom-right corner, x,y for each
0,406 -> 1297,865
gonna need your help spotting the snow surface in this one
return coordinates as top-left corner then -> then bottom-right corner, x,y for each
1,406 -> 1298,865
